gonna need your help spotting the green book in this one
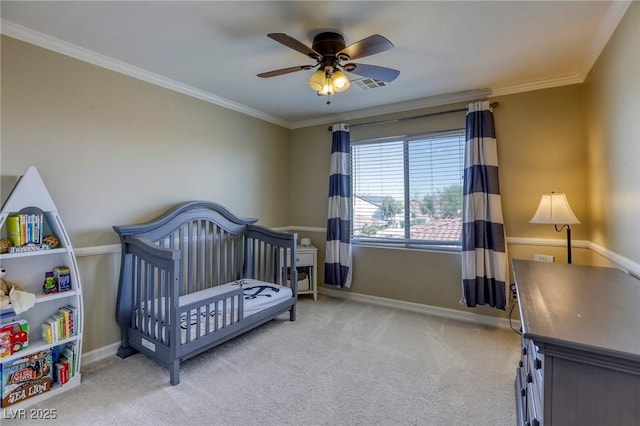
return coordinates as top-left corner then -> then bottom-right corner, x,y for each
6,214 -> 22,246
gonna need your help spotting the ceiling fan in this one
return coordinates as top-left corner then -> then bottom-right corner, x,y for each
257,31 -> 400,97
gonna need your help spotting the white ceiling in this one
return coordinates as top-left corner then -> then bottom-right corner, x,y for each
0,1 -> 631,128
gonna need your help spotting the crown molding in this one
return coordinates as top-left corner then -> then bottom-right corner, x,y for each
577,0 -> 633,81
489,73 -> 584,98
0,20 -> 290,129
2,1 -> 631,130
491,0 -> 633,98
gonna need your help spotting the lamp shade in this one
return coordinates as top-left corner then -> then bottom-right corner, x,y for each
530,193 -> 580,225
332,70 -> 350,92
308,70 -> 326,92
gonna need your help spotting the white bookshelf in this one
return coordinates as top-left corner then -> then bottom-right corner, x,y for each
1,167 -> 83,411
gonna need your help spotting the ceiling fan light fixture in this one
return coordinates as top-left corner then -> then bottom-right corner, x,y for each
309,68 -> 350,96
307,69 -> 326,91
317,79 -> 333,96
332,69 -> 350,92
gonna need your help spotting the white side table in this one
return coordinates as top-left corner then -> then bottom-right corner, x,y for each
282,245 -> 318,300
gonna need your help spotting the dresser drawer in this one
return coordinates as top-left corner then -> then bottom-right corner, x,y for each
526,382 -> 543,426
515,366 -> 527,426
295,252 -> 315,266
523,338 -> 544,425
526,339 -> 544,389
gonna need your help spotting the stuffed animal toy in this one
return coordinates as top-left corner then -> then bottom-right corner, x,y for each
0,267 -> 23,309
0,239 -> 12,254
42,235 -> 59,249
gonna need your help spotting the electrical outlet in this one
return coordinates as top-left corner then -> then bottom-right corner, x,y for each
534,254 -> 555,262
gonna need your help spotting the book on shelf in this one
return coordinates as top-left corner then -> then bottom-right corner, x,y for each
6,215 -> 21,247
0,319 -> 29,359
40,305 -> 78,344
5,213 -> 45,247
53,266 -> 71,292
50,341 -> 77,386
54,360 -> 68,386
1,349 -> 53,407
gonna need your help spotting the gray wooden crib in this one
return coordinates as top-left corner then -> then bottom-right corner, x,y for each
113,201 -> 297,385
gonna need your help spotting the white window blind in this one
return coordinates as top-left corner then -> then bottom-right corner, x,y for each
351,129 -> 465,247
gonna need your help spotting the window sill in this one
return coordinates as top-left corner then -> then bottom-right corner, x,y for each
351,240 -> 461,254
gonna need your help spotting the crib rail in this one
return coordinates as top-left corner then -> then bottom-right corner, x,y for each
177,284 -> 243,345
120,236 -> 178,344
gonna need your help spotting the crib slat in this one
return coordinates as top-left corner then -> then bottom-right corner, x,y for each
221,229 -> 227,284
205,221 -> 211,289
198,221 -> 202,290
134,255 -> 142,330
229,234 -> 234,282
163,269 -> 169,343
227,231 -> 232,282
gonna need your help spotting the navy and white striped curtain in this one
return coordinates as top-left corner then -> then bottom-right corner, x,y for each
325,123 -> 352,288
461,102 -> 507,309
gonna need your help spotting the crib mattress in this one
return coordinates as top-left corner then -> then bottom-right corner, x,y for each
136,279 -> 292,344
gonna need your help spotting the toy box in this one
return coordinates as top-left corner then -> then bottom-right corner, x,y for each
1,349 -> 52,407
0,319 -> 29,358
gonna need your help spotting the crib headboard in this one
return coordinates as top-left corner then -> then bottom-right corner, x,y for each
114,201 -> 258,291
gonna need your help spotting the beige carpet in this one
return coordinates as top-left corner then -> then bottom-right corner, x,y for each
14,295 -> 520,425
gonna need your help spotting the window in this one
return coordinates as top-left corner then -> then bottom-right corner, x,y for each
351,129 -> 465,248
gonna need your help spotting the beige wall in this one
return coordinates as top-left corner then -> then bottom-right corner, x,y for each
1,36 -> 291,353
584,2 -> 640,265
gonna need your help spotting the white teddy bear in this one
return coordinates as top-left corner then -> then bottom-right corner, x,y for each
0,268 -> 36,314
0,267 -> 27,310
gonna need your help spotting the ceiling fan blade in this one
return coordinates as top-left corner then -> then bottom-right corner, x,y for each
267,33 -> 322,61
344,63 -> 400,82
257,65 -> 314,78
338,34 -> 394,60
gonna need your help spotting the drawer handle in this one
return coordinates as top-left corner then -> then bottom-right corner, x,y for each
535,359 -> 542,370
527,373 -> 533,383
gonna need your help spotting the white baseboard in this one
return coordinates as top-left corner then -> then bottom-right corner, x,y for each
82,341 -> 120,366
320,287 -> 521,331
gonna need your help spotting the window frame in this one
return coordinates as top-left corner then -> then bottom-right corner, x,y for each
350,128 -> 466,252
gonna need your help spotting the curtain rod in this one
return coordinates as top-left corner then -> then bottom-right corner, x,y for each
327,101 -> 499,131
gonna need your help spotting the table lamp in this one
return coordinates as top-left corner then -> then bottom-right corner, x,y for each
530,192 -> 580,264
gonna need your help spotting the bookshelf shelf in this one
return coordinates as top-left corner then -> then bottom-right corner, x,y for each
0,292 -> 78,320
0,247 -> 69,261
0,167 -> 83,411
0,336 -> 80,365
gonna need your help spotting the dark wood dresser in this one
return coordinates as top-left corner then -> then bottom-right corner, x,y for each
513,259 -> 640,426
